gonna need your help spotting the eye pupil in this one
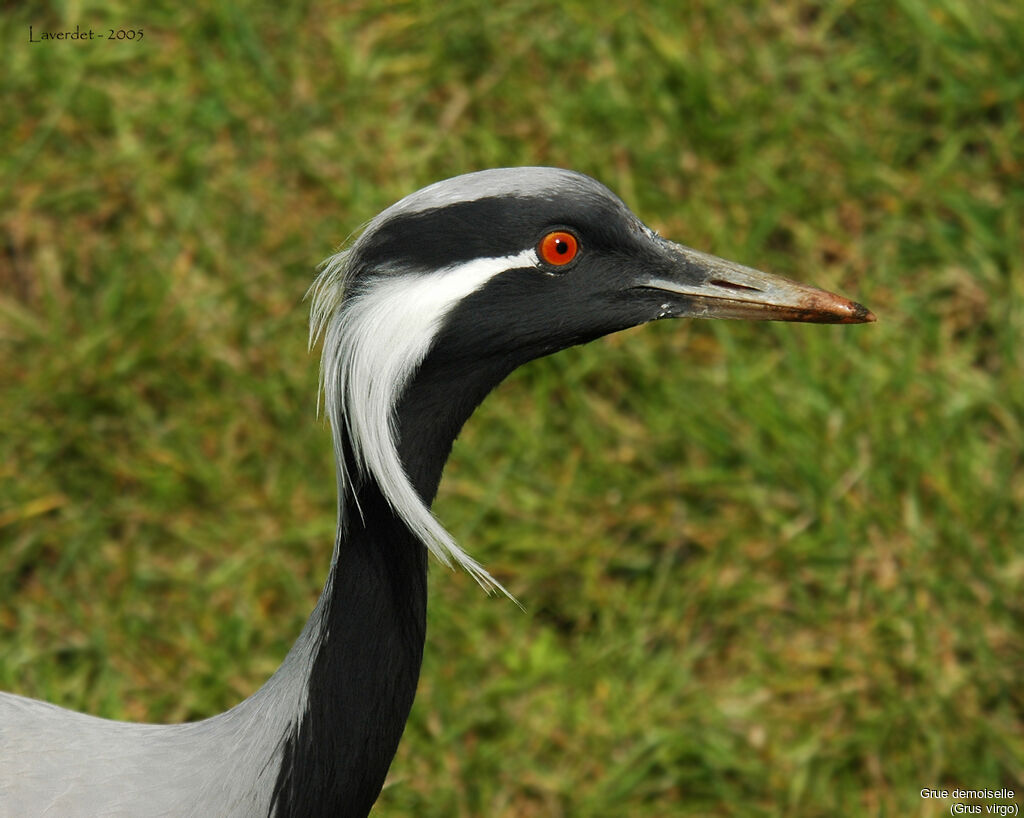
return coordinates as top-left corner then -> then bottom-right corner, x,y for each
555,240 -> 568,254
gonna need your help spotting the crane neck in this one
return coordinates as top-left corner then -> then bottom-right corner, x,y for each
266,351 -> 505,818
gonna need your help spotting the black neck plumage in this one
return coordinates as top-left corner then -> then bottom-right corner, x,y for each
269,476 -> 429,818
268,347 -> 509,818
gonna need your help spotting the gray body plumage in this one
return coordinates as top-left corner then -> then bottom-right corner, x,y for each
0,606 -> 322,817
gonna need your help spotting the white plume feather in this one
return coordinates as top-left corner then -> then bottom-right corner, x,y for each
309,245 -> 537,599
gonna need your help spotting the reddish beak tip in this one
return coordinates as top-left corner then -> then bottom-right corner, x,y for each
844,301 -> 877,324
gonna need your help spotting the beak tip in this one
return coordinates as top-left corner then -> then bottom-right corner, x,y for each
805,295 -> 877,324
852,302 -> 877,324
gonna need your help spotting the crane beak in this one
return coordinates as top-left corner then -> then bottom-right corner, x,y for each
641,242 -> 876,324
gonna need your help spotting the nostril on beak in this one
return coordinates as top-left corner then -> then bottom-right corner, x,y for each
708,279 -> 762,292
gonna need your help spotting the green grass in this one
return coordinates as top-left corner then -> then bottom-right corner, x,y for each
1,1 -> 1021,815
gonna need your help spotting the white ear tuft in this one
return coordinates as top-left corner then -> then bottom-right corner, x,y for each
308,247 -> 536,602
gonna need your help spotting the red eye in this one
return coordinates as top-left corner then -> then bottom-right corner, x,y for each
538,230 -> 579,266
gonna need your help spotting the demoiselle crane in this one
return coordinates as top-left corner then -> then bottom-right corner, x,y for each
0,168 -> 874,817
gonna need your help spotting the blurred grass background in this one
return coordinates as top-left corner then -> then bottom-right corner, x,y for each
1,1 -> 1022,816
